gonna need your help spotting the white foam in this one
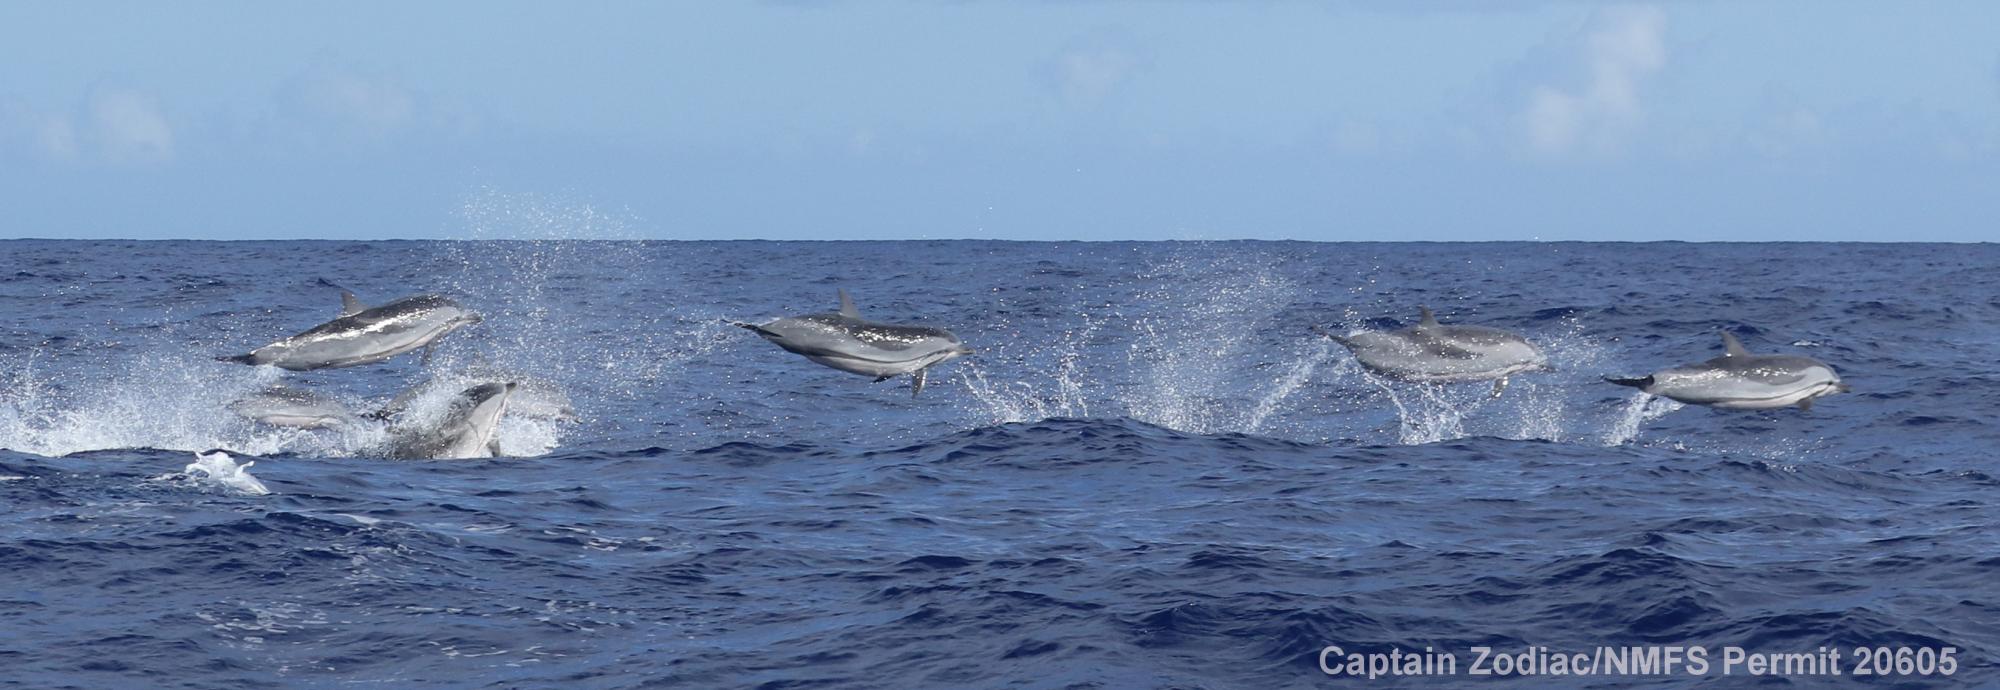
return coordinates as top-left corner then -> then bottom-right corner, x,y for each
167,450 -> 272,496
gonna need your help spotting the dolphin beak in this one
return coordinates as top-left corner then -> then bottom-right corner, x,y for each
465,312 -> 485,325
955,345 -> 976,356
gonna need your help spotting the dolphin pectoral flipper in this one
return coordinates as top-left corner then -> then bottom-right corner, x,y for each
1490,377 -> 1509,398
911,368 -> 928,397
488,439 -> 504,457
1797,398 -> 1813,412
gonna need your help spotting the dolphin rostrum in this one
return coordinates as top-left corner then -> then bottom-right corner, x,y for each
1314,306 -> 1550,396
737,289 -> 973,397
220,290 -> 482,371
1605,331 -> 1848,411
386,382 -> 517,459
228,385 -> 360,430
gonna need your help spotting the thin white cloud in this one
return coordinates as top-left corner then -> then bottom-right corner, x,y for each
38,116 -> 78,160
0,96 -> 78,162
295,71 -> 416,135
268,66 -> 482,151
1045,30 -> 1147,111
1333,119 -> 1382,155
1520,4 -> 1665,156
86,86 -> 174,163
1058,47 -> 1137,108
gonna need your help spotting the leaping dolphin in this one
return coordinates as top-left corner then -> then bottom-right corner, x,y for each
737,289 -> 972,397
228,385 -> 360,430
220,290 -> 481,371
1314,306 -> 1550,397
385,382 -> 516,459
1605,331 -> 1848,411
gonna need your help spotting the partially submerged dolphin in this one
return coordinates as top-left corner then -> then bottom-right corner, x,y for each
737,289 -> 972,397
228,385 -> 359,429
1315,306 -> 1550,396
1606,331 -> 1848,410
220,291 -> 481,371
373,370 -> 580,424
386,382 -> 516,459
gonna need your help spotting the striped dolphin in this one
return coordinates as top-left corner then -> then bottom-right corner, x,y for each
385,382 -> 517,459
737,289 -> 972,397
228,385 -> 360,430
220,290 -> 481,371
1606,331 -> 1848,411
1314,306 -> 1550,397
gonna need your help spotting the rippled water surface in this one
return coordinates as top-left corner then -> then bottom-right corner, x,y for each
3,237 -> 1997,688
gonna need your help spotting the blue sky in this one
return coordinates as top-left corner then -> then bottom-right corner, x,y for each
1,2 -> 1995,241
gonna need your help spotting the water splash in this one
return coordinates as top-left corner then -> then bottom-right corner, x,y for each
1118,250 -> 1300,435
1602,391 -> 1684,446
157,450 -> 271,496
957,310 -> 1098,425
1244,337 -> 1331,435
0,350 -> 331,457
434,188 -> 714,438
371,371 -> 571,457
1368,377 -> 1494,445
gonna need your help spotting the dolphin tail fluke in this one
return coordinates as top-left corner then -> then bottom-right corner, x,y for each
217,353 -> 259,366
1603,375 -> 1654,390
911,368 -> 928,397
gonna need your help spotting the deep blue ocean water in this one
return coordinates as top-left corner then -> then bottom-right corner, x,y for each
2,238 -> 1997,688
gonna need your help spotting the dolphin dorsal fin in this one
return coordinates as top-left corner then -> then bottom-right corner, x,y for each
837,289 -> 860,318
339,291 -> 366,317
1417,306 -> 1439,328
1720,330 -> 1750,357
